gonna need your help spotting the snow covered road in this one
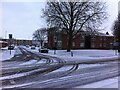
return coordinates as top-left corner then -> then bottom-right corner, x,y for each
1,46 -> 119,89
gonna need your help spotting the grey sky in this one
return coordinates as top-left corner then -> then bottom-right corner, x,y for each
0,0 -> 119,40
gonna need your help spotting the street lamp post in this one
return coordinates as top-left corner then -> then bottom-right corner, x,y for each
9,34 -> 12,55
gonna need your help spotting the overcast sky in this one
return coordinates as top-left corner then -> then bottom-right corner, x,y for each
0,0 -> 119,40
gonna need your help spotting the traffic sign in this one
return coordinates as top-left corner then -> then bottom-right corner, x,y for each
9,34 -> 12,39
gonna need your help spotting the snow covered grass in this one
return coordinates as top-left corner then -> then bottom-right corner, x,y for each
57,50 -> 119,63
0,46 -> 24,61
48,49 -> 119,57
14,48 -> 22,55
0,46 -> 21,61
0,47 -> 8,50
28,48 -> 119,63
29,48 -> 119,58
0,49 -> 15,61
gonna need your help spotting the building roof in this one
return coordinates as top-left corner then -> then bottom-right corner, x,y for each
0,41 -> 8,43
78,31 -> 113,37
48,27 -> 113,37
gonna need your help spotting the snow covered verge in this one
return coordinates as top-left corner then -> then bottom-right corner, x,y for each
0,46 -> 21,61
0,48 -> 15,61
28,48 -> 120,63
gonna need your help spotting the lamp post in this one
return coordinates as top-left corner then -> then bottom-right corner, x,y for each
5,30 -> 7,39
9,34 -> 12,55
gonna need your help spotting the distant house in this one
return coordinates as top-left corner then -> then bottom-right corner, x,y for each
0,39 -> 32,47
48,30 -> 114,50
0,41 -> 8,48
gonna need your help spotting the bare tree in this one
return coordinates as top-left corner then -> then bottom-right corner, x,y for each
33,28 -> 47,47
43,0 -> 107,52
112,13 -> 120,53
113,13 -> 120,38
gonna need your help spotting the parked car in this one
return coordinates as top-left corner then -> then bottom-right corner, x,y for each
8,45 -> 14,50
39,48 -> 48,53
36,45 -> 40,47
31,46 -> 36,49
26,45 -> 29,48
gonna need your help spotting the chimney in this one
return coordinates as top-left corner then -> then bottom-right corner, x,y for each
106,32 -> 109,35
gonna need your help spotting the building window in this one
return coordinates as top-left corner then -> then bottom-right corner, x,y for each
103,43 -> 106,47
91,43 -> 95,48
100,43 -> 102,47
72,42 -> 75,47
57,34 -> 62,41
91,36 -> 95,41
104,37 -> 106,40
100,37 -> 102,40
57,41 -> 62,48
54,36 -> 57,42
81,35 -> 85,40
80,42 -> 84,47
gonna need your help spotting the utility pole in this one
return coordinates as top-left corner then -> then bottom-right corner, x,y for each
5,30 -> 7,39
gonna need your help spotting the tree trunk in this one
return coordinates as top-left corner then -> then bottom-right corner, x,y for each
118,31 -> 120,53
67,3 -> 74,52
67,35 -> 72,52
41,40 -> 43,48
118,39 -> 120,53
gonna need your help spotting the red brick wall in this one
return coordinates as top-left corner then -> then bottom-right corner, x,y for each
72,35 -> 80,49
48,32 -> 114,50
93,36 -> 113,49
48,34 -> 54,49
62,34 -> 68,49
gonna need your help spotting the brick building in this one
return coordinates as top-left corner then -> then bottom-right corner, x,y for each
0,41 -> 8,48
0,39 -> 33,48
48,30 -> 114,50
